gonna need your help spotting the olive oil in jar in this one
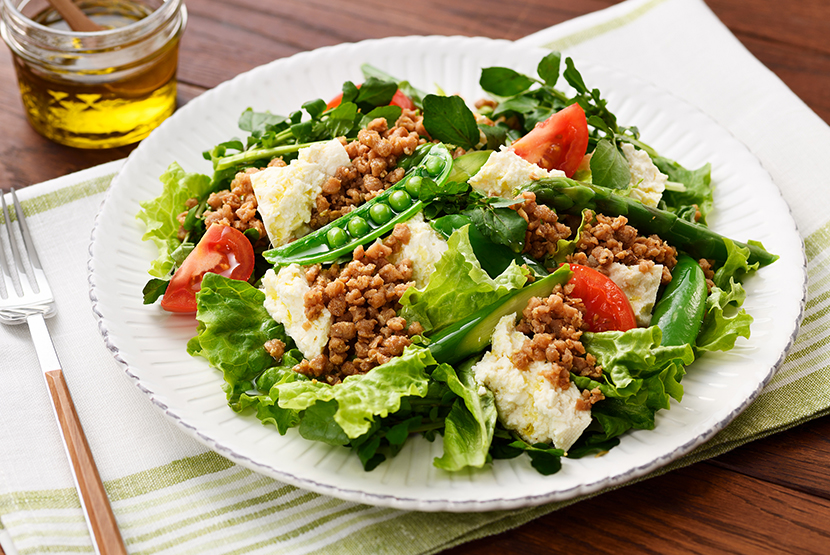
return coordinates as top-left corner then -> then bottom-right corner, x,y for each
1,0 -> 187,148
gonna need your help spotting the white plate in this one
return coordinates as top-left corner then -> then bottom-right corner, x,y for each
88,36 -> 806,512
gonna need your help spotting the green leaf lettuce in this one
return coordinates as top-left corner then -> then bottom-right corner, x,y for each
136,162 -> 212,277
276,345 -> 435,438
432,358 -> 497,471
187,273 -> 292,407
399,225 -> 528,334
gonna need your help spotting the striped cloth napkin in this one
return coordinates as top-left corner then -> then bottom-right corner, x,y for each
2,0 -> 828,552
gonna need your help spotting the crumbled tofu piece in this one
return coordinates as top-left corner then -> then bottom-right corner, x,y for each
622,143 -> 667,207
388,213 -> 448,288
468,148 -> 565,197
252,139 -> 350,247
299,138 -> 351,177
262,264 -> 332,359
606,262 -> 663,327
472,315 -> 592,451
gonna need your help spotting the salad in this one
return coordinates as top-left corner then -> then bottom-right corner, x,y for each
137,52 -> 776,475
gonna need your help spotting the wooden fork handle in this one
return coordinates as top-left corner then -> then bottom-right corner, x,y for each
44,369 -> 128,555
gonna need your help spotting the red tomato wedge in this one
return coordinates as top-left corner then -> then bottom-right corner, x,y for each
161,225 -> 255,313
565,264 -> 637,333
326,85 -> 415,111
510,103 -> 589,178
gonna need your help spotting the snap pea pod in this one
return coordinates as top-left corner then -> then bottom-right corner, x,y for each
522,177 -> 777,268
427,265 -> 572,365
651,254 -> 708,347
262,143 -> 454,267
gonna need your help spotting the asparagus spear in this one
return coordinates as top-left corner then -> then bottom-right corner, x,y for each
522,177 -> 777,267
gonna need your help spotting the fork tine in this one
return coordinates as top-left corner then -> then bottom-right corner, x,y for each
1,190 -> 40,298
12,188 -> 44,273
10,189 -> 42,294
0,193 -> 22,298
2,192 -> 26,276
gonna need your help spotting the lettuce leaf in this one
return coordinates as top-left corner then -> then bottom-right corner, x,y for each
187,273 -> 292,406
241,355 -> 306,434
652,156 -> 714,224
432,358 -> 497,471
590,398 -> 656,438
575,326 -> 694,439
581,326 -> 694,398
276,345 -> 434,438
399,225 -> 527,333
137,162 -> 212,277
342,381 -> 455,472
696,238 -> 756,353
712,237 -> 760,290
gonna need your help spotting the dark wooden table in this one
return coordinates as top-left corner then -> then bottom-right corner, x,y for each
2,1 -> 829,553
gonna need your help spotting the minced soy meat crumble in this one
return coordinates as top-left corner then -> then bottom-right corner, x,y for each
567,211 -> 677,285
510,194 -> 678,284
293,223 -> 423,385
514,191 -> 573,260
513,285 -> 605,411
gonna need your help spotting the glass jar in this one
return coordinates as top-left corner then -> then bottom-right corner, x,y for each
0,0 -> 187,148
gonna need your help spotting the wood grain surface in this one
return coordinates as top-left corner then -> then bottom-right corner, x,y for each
1,1 -> 829,553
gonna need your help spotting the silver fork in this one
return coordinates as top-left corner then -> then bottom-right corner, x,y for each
0,189 -> 127,555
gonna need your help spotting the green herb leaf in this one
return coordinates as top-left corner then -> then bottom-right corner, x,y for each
537,51 -> 562,88
141,278 -> 169,305
355,77 -> 397,112
299,400 -> 350,446
302,98 -> 328,119
492,95 -> 540,119
423,94 -> 480,150
463,204 -> 528,252
478,123 -> 508,150
587,114 -> 611,136
506,439 -> 564,475
565,433 -> 620,459
562,57 -> 589,94
323,101 -> 358,138
591,398 -> 656,439
360,105 -> 402,129
238,108 -> 288,133
590,138 -> 630,190
341,81 -> 360,105
360,63 -> 428,109
479,67 -> 535,97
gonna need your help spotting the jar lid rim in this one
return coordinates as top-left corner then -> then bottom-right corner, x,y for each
1,0 -> 182,38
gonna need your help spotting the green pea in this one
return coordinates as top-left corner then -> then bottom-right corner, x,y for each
369,203 -> 393,224
326,227 -> 348,248
405,175 -> 423,197
425,155 -> 444,176
388,190 -> 412,212
347,216 -> 370,237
